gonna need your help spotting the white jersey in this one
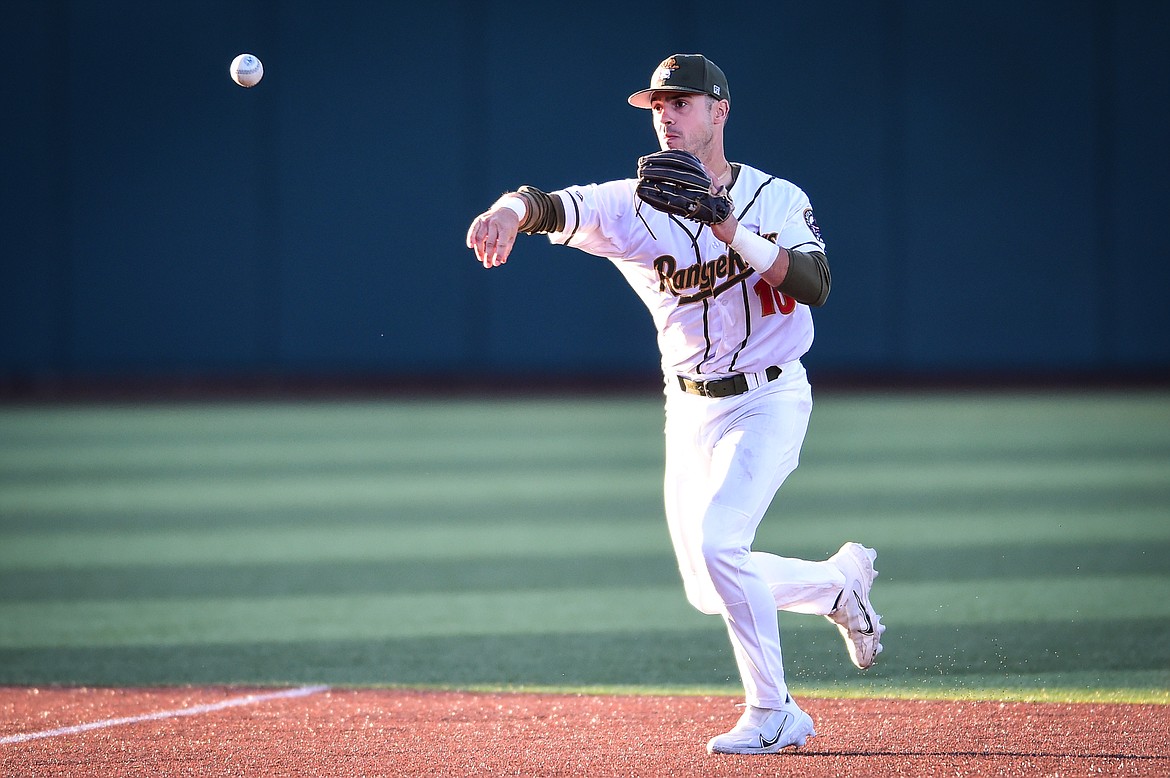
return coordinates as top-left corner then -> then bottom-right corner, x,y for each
547,163 -> 825,380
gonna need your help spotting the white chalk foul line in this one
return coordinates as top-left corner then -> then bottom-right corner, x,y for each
0,684 -> 329,745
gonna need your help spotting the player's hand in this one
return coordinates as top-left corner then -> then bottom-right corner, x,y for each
710,211 -> 738,244
466,206 -> 520,268
698,159 -> 737,243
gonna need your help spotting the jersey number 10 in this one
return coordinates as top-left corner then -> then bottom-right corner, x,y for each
753,279 -> 796,317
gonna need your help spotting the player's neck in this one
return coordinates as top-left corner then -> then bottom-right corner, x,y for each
709,157 -> 734,189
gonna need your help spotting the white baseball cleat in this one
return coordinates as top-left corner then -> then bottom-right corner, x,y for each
826,542 -> 885,670
706,699 -> 816,755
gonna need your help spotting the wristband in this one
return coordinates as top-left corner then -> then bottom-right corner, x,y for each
497,195 -> 527,221
728,224 -> 780,274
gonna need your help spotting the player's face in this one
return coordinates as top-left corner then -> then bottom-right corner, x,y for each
650,92 -> 717,155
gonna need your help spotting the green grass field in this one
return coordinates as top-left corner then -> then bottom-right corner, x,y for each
1,390 -> 1168,704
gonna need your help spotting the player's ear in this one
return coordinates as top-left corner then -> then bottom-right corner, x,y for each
712,99 -> 729,125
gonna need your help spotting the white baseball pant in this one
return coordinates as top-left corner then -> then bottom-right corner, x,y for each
663,359 -> 847,709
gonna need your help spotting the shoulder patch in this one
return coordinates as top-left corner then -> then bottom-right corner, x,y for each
803,208 -> 823,242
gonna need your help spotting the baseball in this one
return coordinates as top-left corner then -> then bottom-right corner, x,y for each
229,53 -> 263,88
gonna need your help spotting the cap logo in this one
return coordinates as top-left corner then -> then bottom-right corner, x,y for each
712,84 -> 721,96
653,57 -> 680,87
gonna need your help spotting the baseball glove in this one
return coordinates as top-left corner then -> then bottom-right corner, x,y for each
635,149 -> 733,225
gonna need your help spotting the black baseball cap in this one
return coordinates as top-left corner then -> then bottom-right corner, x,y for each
627,54 -> 730,108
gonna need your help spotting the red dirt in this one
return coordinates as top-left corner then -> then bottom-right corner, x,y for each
2,687 -> 1167,777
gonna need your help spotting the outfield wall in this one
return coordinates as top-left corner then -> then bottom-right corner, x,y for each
2,1 -> 1168,386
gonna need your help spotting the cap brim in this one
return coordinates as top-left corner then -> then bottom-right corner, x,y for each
627,86 -> 706,109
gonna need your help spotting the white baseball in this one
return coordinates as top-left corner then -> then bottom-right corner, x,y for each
230,53 -> 264,88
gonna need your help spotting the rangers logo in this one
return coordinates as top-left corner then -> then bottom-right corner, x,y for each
804,208 -> 823,242
654,250 -> 753,304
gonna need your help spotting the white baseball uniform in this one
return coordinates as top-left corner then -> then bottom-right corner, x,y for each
545,163 -> 848,708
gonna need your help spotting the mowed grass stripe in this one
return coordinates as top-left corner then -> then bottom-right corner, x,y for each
3,457 -> 1165,515
0,554 -> 682,603
0,466 -> 661,514
805,391 -> 1170,441
5,491 -> 1165,538
0,517 -> 672,569
5,491 -> 1166,536
785,458 -> 1170,494
6,502 -> 1166,570
8,456 -> 1165,502
0,585 -> 705,647
0,399 -> 663,447
3,538 -> 1164,605
755,504 -> 1170,548
2,575 -> 1166,649
0,433 -> 662,480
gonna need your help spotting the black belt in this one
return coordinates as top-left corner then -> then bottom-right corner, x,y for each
677,366 -> 783,398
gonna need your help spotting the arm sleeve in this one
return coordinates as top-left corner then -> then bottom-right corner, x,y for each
777,249 -> 831,307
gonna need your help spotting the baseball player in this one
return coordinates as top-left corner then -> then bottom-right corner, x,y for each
466,54 -> 884,755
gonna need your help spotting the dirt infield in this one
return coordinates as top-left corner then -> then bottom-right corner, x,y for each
2,686 -> 1167,777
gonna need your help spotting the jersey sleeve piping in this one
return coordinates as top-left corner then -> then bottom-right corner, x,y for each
549,190 -> 582,245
